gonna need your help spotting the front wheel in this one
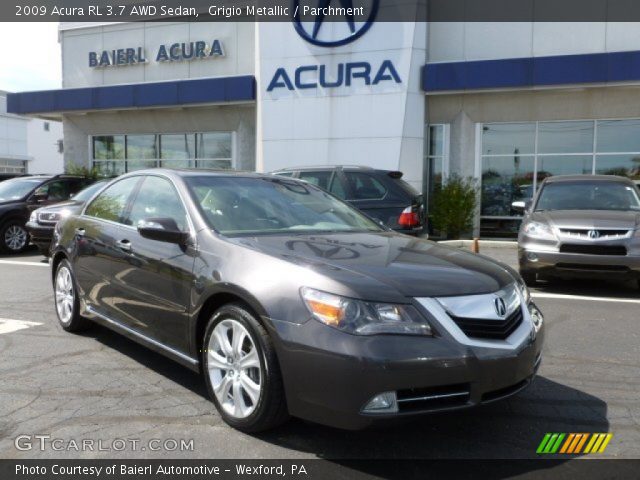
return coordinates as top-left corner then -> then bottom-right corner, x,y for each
54,259 -> 91,332
0,220 -> 29,254
202,304 -> 289,432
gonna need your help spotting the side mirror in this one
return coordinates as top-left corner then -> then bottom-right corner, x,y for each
137,217 -> 189,245
511,200 -> 526,213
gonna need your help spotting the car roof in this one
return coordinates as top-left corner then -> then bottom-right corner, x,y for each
543,174 -> 635,185
272,165 -> 379,172
121,168 -> 273,179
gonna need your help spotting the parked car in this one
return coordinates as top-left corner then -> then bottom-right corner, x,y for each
517,175 -> 640,288
0,173 -> 30,182
272,166 -> 425,234
51,169 -> 544,432
0,174 -> 94,254
26,179 -> 110,256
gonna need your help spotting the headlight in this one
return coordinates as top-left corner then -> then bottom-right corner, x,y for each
29,211 -> 38,223
516,278 -> 531,304
300,287 -> 433,336
523,221 -> 555,239
59,209 -> 71,219
529,303 -> 544,333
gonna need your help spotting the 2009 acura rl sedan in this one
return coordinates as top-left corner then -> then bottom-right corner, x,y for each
51,169 -> 544,432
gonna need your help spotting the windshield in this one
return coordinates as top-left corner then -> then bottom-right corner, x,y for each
72,181 -> 108,202
0,178 -> 47,202
536,181 -> 640,211
186,176 -> 383,236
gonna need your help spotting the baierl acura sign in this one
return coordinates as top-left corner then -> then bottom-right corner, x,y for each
267,0 -> 401,91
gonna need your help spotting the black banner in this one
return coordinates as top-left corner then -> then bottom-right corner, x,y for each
6,0 -> 640,22
2,459 -> 640,480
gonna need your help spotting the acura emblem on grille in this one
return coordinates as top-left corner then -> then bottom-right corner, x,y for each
588,230 -> 600,239
494,297 -> 507,317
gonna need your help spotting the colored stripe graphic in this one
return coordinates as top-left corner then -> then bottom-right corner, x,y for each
538,433 -> 612,454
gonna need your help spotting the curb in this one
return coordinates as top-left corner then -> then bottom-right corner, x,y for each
437,239 -> 518,249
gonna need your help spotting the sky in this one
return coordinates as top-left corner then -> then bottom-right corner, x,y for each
0,23 -> 61,92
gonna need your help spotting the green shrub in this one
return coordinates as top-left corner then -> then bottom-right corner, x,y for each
430,175 -> 477,239
65,163 -> 102,180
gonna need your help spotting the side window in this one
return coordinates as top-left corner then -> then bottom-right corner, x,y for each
36,180 -> 72,202
127,176 -> 188,231
344,172 -> 387,200
329,175 -> 347,199
85,177 -> 141,223
299,171 -> 332,190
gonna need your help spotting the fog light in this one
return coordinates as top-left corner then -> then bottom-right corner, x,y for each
526,252 -> 538,262
529,304 -> 544,333
362,391 -> 398,414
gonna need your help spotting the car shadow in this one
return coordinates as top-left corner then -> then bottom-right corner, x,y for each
84,324 -> 609,468
533,276 -> 640,299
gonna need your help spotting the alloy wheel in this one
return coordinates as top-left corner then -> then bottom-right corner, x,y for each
55,265 -> 75,324
207,319 -> 262,419
4,225 -> 27,251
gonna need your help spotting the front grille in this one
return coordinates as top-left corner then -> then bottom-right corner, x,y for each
560,228 -> 630,238
556,263 -> 630,272
396,383 -> 470,412
450,308 -> 524,340
560,244 -> 627,256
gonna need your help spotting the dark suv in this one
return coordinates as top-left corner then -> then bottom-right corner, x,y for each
272,166 -> 425,234
0,174 -> 93,253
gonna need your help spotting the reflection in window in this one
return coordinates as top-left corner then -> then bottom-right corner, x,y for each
538,121 -> 593,154
481,156 -> 535,216
127,135 -> 158,159
161,134 -> 195,160
537,155 -> 593,177
482,123 -> 535,156
197,133 -> 232,159
597,120 -> 640,153
596,154 -> 640,179
93,136 -> 125,160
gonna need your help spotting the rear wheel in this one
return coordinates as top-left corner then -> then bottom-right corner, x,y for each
0,220 -> 29,254
54,259 -> 91,332
202,303 -> 289,432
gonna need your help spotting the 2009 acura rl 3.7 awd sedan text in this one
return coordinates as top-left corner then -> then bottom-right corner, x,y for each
51,170 -> 544,432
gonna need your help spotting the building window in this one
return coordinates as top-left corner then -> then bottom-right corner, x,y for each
43,122 -> 50,132
480,119 -> 640,236
424,124 -> 449,214
91,132 -> 234,175
0,159 -> 27,174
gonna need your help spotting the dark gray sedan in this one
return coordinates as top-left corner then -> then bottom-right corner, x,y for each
51,169 -> 544,432
518,175 -> 640,288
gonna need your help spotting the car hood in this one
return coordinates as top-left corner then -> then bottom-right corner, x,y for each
231,232 -> 516,297
531,210 -> 640,230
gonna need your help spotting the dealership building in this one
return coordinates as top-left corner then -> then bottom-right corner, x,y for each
7,19 -> 640,236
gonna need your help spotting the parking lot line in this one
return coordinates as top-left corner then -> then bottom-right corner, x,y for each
532,292 -> 640,304
0,259 -> 49,267
0,318 -> 43,335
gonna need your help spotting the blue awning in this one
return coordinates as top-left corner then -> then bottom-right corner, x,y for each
423,50 -> 640,93
7,76 -> 256,115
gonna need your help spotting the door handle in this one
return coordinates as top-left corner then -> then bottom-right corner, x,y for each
75,228 -> 85,237
116,239 -> 132,252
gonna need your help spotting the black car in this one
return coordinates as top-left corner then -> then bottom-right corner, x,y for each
51,169 -> 543,432
26,179 -> 110,256
272,166 -> 426,234
0,174 -> 93,253
0,173 -> 30,182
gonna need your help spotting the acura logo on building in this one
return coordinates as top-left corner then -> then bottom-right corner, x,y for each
588,230 -> 600,239
494,297 -> 507,318
292,0 -> 379,47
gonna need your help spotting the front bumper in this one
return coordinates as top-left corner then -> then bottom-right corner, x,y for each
25,222 -> 54,249
519,243 -> 640,279
268,301 -> 543,430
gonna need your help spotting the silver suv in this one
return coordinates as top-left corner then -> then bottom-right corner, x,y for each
518,175 -> 640,289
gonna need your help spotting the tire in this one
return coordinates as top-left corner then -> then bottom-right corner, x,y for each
54,259 -> 91,332
202,303 -> 289,432
520,269 -> 537,286
0,220 -> 29,254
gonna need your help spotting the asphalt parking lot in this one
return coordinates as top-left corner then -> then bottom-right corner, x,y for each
0,245 -> 638,461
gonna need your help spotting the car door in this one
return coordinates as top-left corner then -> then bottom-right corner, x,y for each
108,175 -> 196,354
73,176 -> 143,318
